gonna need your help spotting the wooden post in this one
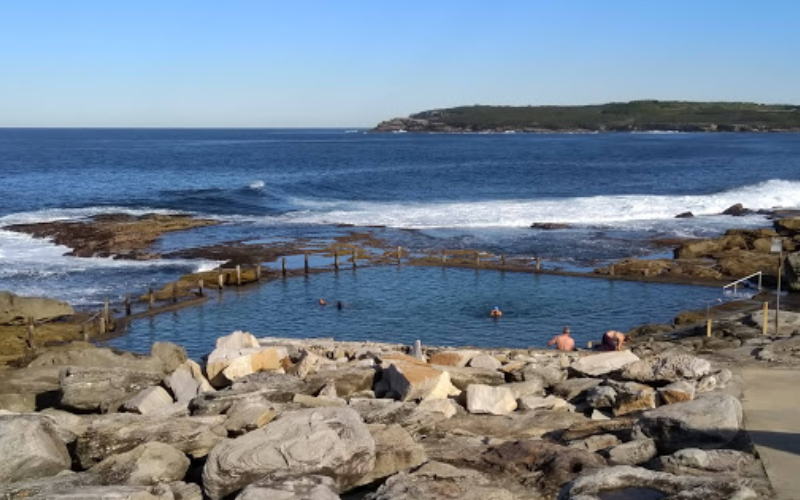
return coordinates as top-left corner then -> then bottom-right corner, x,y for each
282,257 -> 287,278
304,253 -> 310,274
124,295 -> 131,316
352,249 -> 358,269
26,317 -> 34,349
475,252 -> 480,267
706,318 -> 712,337
501,254 -> 506,266
775,253 -> 783,335
255,263 -> 262,281
609,264 -> 615,276
103,298 -> 110,323
535,257 -> 541,271
397,247 -> 402,265
82,323 -> 88,342
762,302 -> 768,335
98,315 -> 106,335
442,251 -> 447,264
148,288 -> 155,310
587,341 -> 593,349
197,279 -> 205,297
235,265 -> 242,286
334,250 -> 339,271
217,273 -> 225,290
172,283 -> 178,303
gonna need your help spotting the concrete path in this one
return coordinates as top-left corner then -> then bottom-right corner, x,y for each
741,366 -> 800,500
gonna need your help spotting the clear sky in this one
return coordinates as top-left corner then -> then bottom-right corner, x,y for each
1,1 -> 798,127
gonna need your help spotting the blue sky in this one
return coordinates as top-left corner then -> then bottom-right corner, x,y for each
1,1 -> 798,127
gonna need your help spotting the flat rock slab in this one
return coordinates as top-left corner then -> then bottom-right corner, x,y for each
466,384 -> 517,415
622,354 -> 711,383
570,350 -> 640,376
0,291 -> 74,324
236,475 -> 341,500
123,386 -> 174,415
59,367 -> 165,413
366,461 -> 515,500
553,378 -> 602,401
202,407 -> 375,499
355,424 -> 427,487
88,442 -> 190,486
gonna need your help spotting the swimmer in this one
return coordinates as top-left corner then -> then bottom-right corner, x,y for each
337,301 -> 344,310
490,306 -> 502,318
319,298 -> 327,306
547,326 -> 575,351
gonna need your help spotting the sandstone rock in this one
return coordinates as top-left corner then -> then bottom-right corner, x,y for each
506,379 -> 545,399
0,291 -> 74,325
355,424 -> 427,487
150,342 -> 187,373
89,442 -> 190,485
591,410 -> 611,420
206,331 -> 288,386
552,378 -> 602,401
166,365 -> 200,403
561,416 -> 636,442
428,350 -> 479,367
749,309 -> 800,336
559,465 -> 756,500
634,392 -> 743,454
305,367 -> 376,397
585,386 -> 617,409
236,475 -> 341,500
787,251 -> 800,292
0,414 -> 71,483
604,438 -> 658,466
293,393 -> 346,408
612,382 -> 656,416
675,234 -> 747,259
28,344 -> 166,373
383,355 -> 459,401
466,384 -> 517,415
654,448 -> 755,476
518,395 -> 570,411
366,461 -> 515,500
190,373 -> 309,415
348,398 -> 416,426
75,414 -> 226,468
696,368 -> 732,393
518,364 -> 566,387
774,216 -> 800,234
437,409 -> 587,440
659,381 -> 696,404
203,407 -> 375,499
413,398 -> 458,419
0,393 -> 36,412
717,250 -> 779,278
0,472 -> 104,499
15,485 -> 175,499
435,364 -> 505,390
722,203 -> 749,216
224,401 -> 277,436
167,482 -> 203,500
568,433 -> 620,453
621,353 -> 711,383
570,350 -> 639,376
468,354 -> 502,370
123,386 -> 174,415
59,367 -> 165,413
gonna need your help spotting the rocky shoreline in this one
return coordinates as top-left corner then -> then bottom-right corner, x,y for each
4,317 -> 797,499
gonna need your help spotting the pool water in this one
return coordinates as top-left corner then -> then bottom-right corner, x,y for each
111,266 -> 724,359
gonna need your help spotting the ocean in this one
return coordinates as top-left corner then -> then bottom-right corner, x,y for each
1,129 -> 799,351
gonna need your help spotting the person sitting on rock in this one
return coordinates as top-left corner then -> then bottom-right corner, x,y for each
490,306 -> 503,318
600,330 -> 626,351
547,326 -> 575,351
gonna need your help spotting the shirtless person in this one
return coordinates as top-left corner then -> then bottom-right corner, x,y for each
600,330 -> 626,351
547,326 -> 575,351
490,306 -> 503,318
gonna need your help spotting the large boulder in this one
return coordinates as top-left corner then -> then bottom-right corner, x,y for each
206,331 -> 288,386
0,473 -> 104,500
150,342 -> 187,373
558,465 -> 756,500
621,353 -> 711,383
0,414 -> 71,483
435,365 -> 506,390
224,401 -> 277,437
190,373 -> 309,415
570,350 -> 639,376
166,360 -> 214,403
28,344 -> 166,372
203,407 -> 376,499
0,393 -> 36,412
633,392 -> 743,454
603,438 -> 658,466
75,414 -> 227,468
786,251 -> 800,292
658,381 -> 696,404
774,216 -> 800,234
428,350 -> 479,367
5,485 -> 177,499
611,382 -> 656,416
382,355 -> 459,401
236,475 -> 341,500
468,354 -> 502,370
366,461 -> 515,500
122,386 -> 174,415
552,378 -> 602,402
674,234 -> 747,259
654,448 -> 755,476
354,424 -> 427,487
305,367 -> 376,397
0,291 -> 74,324
88,442 -> 190,485
466,384 -> 517,415
59,367 -> 165,413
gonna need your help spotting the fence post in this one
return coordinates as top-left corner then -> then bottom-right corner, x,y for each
304,253 -> 309,274
475,252 -> 480,267
501,254 -> 506,266
82,322 -> 89,342
26,317 -> 35,349
172,283 -> 178,303
442,251 -> 447,264
397,247 -> 402,265
706,318 -> 712,337
255,263 -> 262,281
282,257 -> 287,278
198,279 -> 204,298
236,265 -> 242,286
217,273 -> 225,291
609,264 -> 615,276
334,250 -> 339,271
536,257 -> 541,271
125,295 -> 132,316
762,302 -> 768,335
352,249 -> 358,269
148,288 -> 155,309
104,298 -> 110,323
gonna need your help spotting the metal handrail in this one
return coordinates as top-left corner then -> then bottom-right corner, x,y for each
722,271 -> 762,293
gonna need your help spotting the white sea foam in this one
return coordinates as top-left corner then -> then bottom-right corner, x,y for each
248,180 -> 266,190
260,179 -> 800,229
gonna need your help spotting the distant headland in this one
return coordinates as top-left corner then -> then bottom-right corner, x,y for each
373,100 -> 800,133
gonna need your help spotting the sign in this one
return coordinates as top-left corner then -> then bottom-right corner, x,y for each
771,237 -> 783,253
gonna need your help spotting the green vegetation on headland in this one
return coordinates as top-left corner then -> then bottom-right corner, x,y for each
373,100 -> 800,133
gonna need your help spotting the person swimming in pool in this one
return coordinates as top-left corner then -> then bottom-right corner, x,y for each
490,306 -> 502,318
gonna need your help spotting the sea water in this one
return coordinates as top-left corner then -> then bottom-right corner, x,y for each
109,266 -> 724,359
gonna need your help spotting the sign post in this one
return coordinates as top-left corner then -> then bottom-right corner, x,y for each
771,238 -> 783,335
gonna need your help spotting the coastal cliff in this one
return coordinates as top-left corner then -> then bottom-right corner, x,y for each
374,100 -> 800,133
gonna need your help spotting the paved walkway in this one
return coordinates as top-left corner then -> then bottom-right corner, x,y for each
741,366 -> 800,500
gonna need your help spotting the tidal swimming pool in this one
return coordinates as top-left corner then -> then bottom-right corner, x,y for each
111,266 -> 725,359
